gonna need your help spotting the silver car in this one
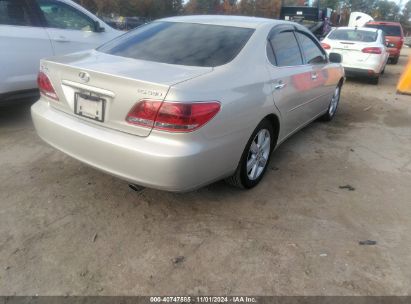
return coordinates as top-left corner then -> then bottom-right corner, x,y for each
31,16 -> 344,192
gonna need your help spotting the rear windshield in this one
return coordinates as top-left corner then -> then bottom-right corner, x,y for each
328,29 -> 377,42
365,24 -> 401,36
98,21 -> 255,67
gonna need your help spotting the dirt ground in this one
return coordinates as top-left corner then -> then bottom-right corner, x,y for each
0,48 -> 410,296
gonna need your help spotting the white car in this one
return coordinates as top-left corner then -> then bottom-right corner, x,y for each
321,27 -> 389,84
0,0 -> 122,103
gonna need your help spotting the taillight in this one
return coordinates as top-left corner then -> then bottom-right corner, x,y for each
37,71 -> 59,101
126,100 -> 162,128
126,100 -> 221,132
362,47 -> 382,54
321,42 -> 331,50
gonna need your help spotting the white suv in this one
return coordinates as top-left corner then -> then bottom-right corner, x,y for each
0,0 -> 122,103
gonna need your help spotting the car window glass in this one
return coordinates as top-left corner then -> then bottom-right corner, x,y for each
296,32 -> 326,64
270,31 -> 302,67
0,0 -> 32,26
328,29 -> 377,42
266,40 -> 276,65
36,0 -> 94,31
365,24 -> 401,36
99,22 -> 255,67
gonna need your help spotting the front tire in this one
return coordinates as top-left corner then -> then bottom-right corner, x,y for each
320,84 -> 341,122
226,120 -> 274,189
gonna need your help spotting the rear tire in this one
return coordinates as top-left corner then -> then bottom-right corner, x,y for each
226,119 -> 275,189
391,57 -> 399,64
370,76 -> 379,85
319,84 -> 341,122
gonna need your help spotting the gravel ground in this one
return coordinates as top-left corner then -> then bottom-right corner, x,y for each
0,48 -> 410,296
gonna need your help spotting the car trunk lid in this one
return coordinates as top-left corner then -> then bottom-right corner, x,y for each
330,41 -> 376,63
41,50 -> 213,137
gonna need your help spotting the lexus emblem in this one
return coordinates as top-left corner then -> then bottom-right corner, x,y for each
78,71 -> 90,83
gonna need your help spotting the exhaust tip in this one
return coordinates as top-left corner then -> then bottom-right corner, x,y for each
128,183 -> 145,192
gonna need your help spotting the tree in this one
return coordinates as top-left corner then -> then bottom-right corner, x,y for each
75,0 -> 98,13
238,0 -> 256,15
372,0 -> 400,20
322,0 -> 340,10
400,0 -> 411,34
220,0 -> 239,14
401,0 -> 411,23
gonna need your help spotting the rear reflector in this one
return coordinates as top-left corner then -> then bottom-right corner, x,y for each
321,42 -> 331,50
362,47 -> 382,54
126,100 -> 221,132
37,71 -> 59,101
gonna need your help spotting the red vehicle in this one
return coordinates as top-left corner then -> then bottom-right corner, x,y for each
365,21 -> 404,64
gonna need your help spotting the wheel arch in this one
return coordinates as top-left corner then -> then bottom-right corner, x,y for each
338,77 -> 344,88
263,113 -> 280,148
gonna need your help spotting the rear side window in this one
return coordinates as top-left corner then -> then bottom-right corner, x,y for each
365,24 -> 401,37
328,29 -> 378,42
36,0 -> 95,31
269,31 -> 303,66
0,0 -> 33,26
99,22 -> 255,67
296,32 -> 327,64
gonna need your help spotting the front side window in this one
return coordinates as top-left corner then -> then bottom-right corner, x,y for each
36,0 -> 95,31
99,22 -> 254,67
269,31 -> 303,67
328,29 -> 378,42
296,32 -> 326,64
0,0 -> 32,26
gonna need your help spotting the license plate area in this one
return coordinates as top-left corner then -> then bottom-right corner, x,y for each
74,92 -> 105,122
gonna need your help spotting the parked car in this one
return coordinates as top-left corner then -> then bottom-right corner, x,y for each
365,21 -> 404,64
31,16 -> 344,192
321,27 -> 389,84
0,0 -> 122,103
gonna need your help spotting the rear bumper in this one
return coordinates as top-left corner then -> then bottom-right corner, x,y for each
344,67 -> 380,78
31,100 -> 237,192
387,47 -> 401,58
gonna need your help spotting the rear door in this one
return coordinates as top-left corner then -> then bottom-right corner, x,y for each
266,26 -> 312,138
0,0 -> 53,94
35,0 -> 116,55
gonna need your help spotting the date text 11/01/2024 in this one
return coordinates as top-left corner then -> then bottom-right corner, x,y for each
149,296 -> 257,303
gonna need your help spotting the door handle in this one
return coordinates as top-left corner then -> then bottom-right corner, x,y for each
53,36 -> 70,43
311,72 -> 318,80
274,81 -> 286,90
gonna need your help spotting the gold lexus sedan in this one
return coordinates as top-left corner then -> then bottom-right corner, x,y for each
32,15 -> 345,192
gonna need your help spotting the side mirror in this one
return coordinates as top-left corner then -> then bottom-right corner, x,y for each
329,52 -> 342,63
94,21 -> 105,33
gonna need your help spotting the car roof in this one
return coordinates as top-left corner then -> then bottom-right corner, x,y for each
334,26 -> 379,32
158,15 -> 291,29
366,21 -> 402,26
